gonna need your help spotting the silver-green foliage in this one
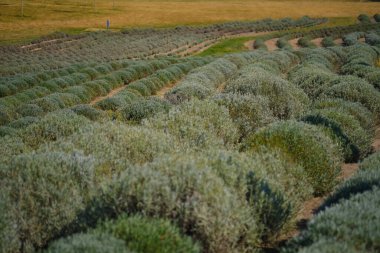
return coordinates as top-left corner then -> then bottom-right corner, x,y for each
21,109 -> 91,148
321,75 -> 380,115
144,99 -> 239,149
213,93 -> 276,138
243,121 -> 342,196
97,215 -> 200,253
91,149 -> 311,252
0,152 -> 97,252
284,188 -> 380,253
44,233 -> 132,253
224,65 -> 310,119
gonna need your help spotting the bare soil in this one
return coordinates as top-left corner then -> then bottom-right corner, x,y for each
89,85 -> 127,105
311,37 -> 323,47
289,38 -> 300,50
244,40 -> 254,50
372,127 -> 380,152
265,38 -> 279,51
334,38 -> 343,45
154,80 -> 181,98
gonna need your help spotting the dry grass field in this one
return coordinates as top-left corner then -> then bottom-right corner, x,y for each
1,0 -> 380,43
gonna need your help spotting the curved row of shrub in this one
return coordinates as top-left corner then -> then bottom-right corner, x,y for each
1,36 -> 379,253
95,58 -> 210,111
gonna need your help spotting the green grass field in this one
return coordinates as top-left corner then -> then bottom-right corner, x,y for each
1,0 -> 380,43
199,17 -> 357,56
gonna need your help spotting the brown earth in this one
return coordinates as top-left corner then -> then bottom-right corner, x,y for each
334,38 -> 343,45
289,38 -> 300,50
89,85 -> 127,105
244,40 -> 255,50
372,127 -> 380,152
265,38 -> 279,51
154,80 -> 181,98
311,37 -> 323,47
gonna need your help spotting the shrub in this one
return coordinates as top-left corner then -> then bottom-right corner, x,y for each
144,99 -> 239,149
21,109 -> 91,148
365,33 -> 380,46
8,116 -> 40,129
313,98 -> 375,131
96,97 -> 127,111
288,66 -> 337,99
16,103 -> 44,117
0,190 -> 20,253
119,97 -> 171,122
32,93 -> 82,112
276,38 -> 291,49
98,215 -> 200,253
374,13 -> 380,22
243,120 -> 342,195
0,152 -> 96,251
78,151 -> 252,253
0,104 -> 14,126
83,149 -> 310,252
365,70 -> 380,89
165,82 -> 213,103
213,93 -> 276,138
322,75 -> 380,115
318,168 -> 380,212
284,188 -> 380,253
65,86 -> 92,102
295,239 -> 367,253
359,151 -> 380,171
0,126 -> 17,137
246,148 -> 314,238
301,113 -> 357,162
165,59 -> 238,103
254,39 -> 267,50
44,233 -> 131,253
321,37 -> 336,47
71,104 -> 107,121
357,14 -> 371,23
225,66 -> 310,119
41,121 -> 177,174
0,136 -> 29,165
298,37 -> 316,48
305,109 -> 372,160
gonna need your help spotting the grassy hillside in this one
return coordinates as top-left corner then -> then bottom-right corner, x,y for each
1,0 -> 380,43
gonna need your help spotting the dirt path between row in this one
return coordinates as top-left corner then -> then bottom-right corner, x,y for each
265,38 -> 279,51
288,38 -> 300,50
154,80 -> 181,99
277,126 -> 380,248
89,85 -> 127,105
311,37 -> 323,48
334,38 -> 343,46
244,40 -> 255,50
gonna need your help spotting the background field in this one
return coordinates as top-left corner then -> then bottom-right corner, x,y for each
1,0 -> 380,43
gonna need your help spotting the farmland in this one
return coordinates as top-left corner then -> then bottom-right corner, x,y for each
1,0 -> 380,43
1,1 -> 380,253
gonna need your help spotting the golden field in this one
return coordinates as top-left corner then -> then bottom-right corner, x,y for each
1,0 -> 380,43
